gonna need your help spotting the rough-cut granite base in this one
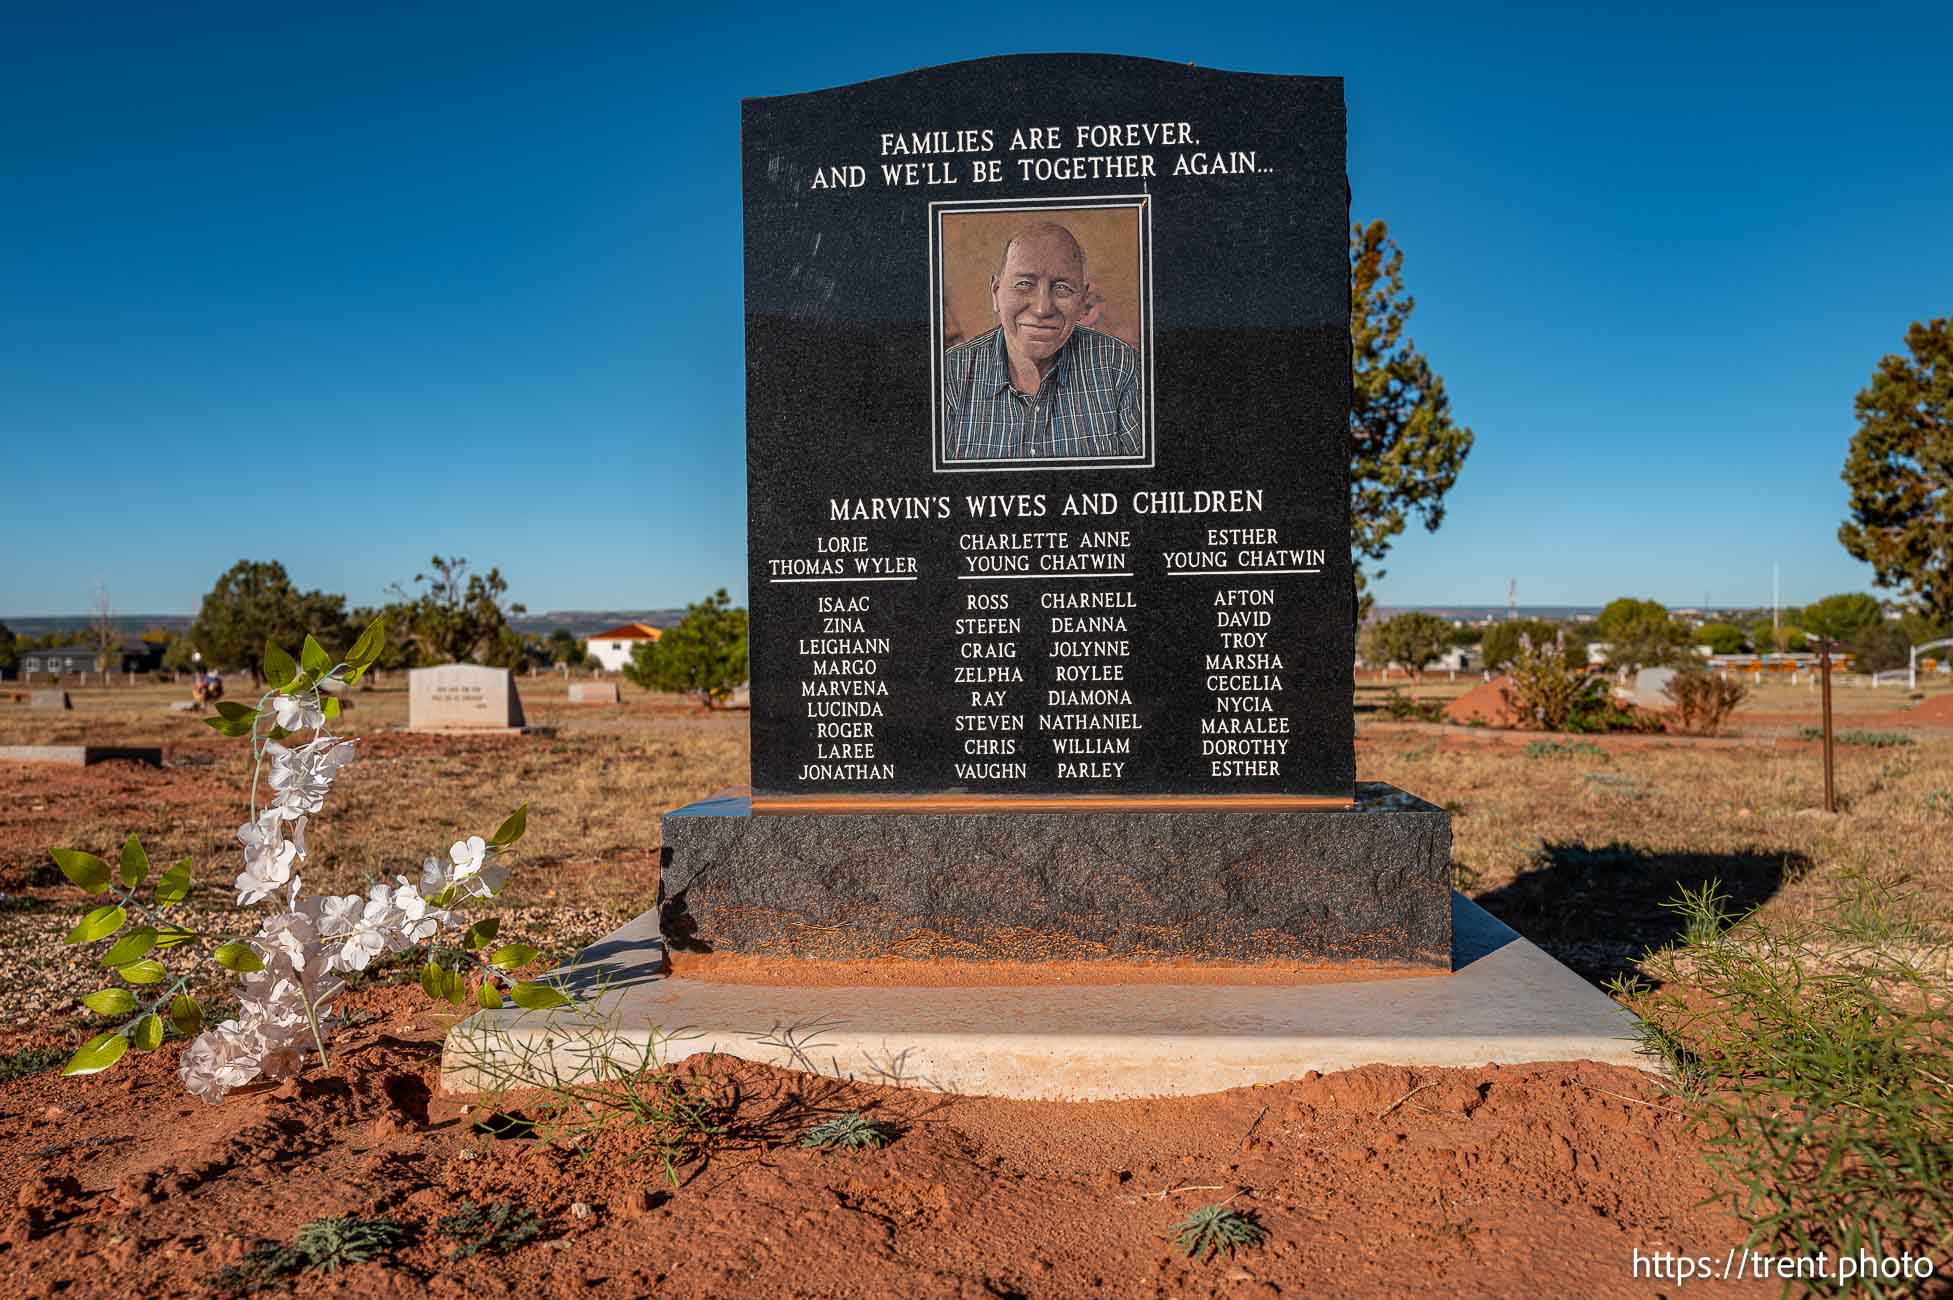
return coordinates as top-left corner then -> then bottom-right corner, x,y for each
659,783 -> 1451,969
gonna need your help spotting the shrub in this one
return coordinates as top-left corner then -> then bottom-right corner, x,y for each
1611,876 -> 1952,1294
1503,633 -> 1606,731
1663,670 -> 1749,735
1383,690 -> 1444,723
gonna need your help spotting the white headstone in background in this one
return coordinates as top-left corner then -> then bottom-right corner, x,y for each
409,664 -> 526,731
30,689 -> 72,711
568,681 -> 620,704
1633,667 -> 1678,711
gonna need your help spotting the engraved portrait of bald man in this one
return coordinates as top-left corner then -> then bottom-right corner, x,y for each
942,221 -> 1143,462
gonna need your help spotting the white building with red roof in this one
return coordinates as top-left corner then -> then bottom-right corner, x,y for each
586,622 -> 662,672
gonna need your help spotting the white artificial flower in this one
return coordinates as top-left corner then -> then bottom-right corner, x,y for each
419,855 -> 446,898
264,737 -> 356,816
336,925 -> 387,972
253,909 -> 318,980
271,691 -> 324,732
313,893 -> 363,937
449,836 -> 487,881
179,1021 -> 263,1104
390,878 -> 452,943
234,834 -> 298,906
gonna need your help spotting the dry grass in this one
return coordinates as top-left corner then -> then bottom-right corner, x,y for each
6,673 -> 1951,991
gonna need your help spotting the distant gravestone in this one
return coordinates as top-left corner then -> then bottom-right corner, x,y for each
1633,667 -> 1678,711
31,689 -> 72,711
568,681 -> 620,705
409,665 -> 527,732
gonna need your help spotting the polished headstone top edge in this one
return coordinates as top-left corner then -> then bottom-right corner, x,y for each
670,782 -> 1438,819
741,54 -> 1344,105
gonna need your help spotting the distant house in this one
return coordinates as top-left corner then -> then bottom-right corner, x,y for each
586,623 -> 662,672
17,641 -> 164,676
19,647 -> 96,676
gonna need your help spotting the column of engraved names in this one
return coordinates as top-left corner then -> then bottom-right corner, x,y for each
1040,583 -> 1141,782
952,589 -> 1027,782
795,590 -> 896,783
1203,586 -> 1290,778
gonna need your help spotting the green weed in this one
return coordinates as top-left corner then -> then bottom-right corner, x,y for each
1611,873 -> 1952,1296
213,1216 -> 411,1292
798,1111 -> 895,1151
1171,1204 -> 1268,1262
436,1200 -> 543,1260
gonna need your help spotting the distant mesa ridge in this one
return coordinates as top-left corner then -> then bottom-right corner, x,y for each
1,609 -> 687,639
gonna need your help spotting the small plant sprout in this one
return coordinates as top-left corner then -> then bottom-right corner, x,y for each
437,1199 -> 544,1259
798,1111 -> 895,1152
47,617 -> 568,1102
214,1215 -> 412,1292
1171,1203 -> 1268,1262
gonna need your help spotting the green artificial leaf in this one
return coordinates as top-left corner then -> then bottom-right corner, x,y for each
266,724 -> 291,741
429,884 -> 461,909
81,987 -> 138,1016
476,980 -> 504,1009
463,917 -> 500,950
119,833 -> 151,889
203,714 -> 255,738
117,959 -> 167,985
322,694 -> 341,720
301,634 -> 332,680
132,1013 -> 164,1052
154,858 -> 192,906
488,943 -> 540,971
488,804 -> 528,848
213,941 -> 266,973
51,848 -> 112,894
63,1032 -> 129,1076
347,617 -> 385,667
213,700 -> 257,723
262,639 -> 299,691
170,995 -> 204,1036
444,968 -> 468,1007
65,904 -> 126,945
100,926 -> 159,968
420,960 -> 445,1001
152,923 -> 197,949
508,981 -> 571,1011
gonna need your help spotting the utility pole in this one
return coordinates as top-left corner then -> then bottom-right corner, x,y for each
1507,579 -> 1517,622
1773,563 -> 1781,635
1819,636 -> 1836,814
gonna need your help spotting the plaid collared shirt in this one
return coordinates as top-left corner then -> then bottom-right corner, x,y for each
943,325 -> 1141,462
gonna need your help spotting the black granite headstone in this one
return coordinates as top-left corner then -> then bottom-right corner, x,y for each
744,55 -> 1353,806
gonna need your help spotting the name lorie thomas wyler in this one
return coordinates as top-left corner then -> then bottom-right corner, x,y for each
826,489 -> 1269,521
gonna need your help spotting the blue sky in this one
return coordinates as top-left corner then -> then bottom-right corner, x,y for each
4,2 -> 1949,616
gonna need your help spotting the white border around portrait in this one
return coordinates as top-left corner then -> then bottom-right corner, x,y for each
929,194 -> 1155,475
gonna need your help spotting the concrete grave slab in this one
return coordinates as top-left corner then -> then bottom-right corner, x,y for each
0,745 -> 164,767
568,681 -> 621,704
443,893 -> 1645,1101
30,690 -> 72,711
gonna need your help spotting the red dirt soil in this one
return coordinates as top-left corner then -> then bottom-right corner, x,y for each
0,985 -> 1775,1298
1442,676 -> 1522,728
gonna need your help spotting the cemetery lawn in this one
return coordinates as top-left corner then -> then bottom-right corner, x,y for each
0,676 -> 1946,1294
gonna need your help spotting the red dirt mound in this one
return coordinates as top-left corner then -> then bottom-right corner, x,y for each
1444,674 -> 1523,727
1911,692 -> 1953,725
0,983 -> 1773,1298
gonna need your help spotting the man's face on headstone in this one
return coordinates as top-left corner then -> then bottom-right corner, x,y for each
991,228 -> 1087,367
